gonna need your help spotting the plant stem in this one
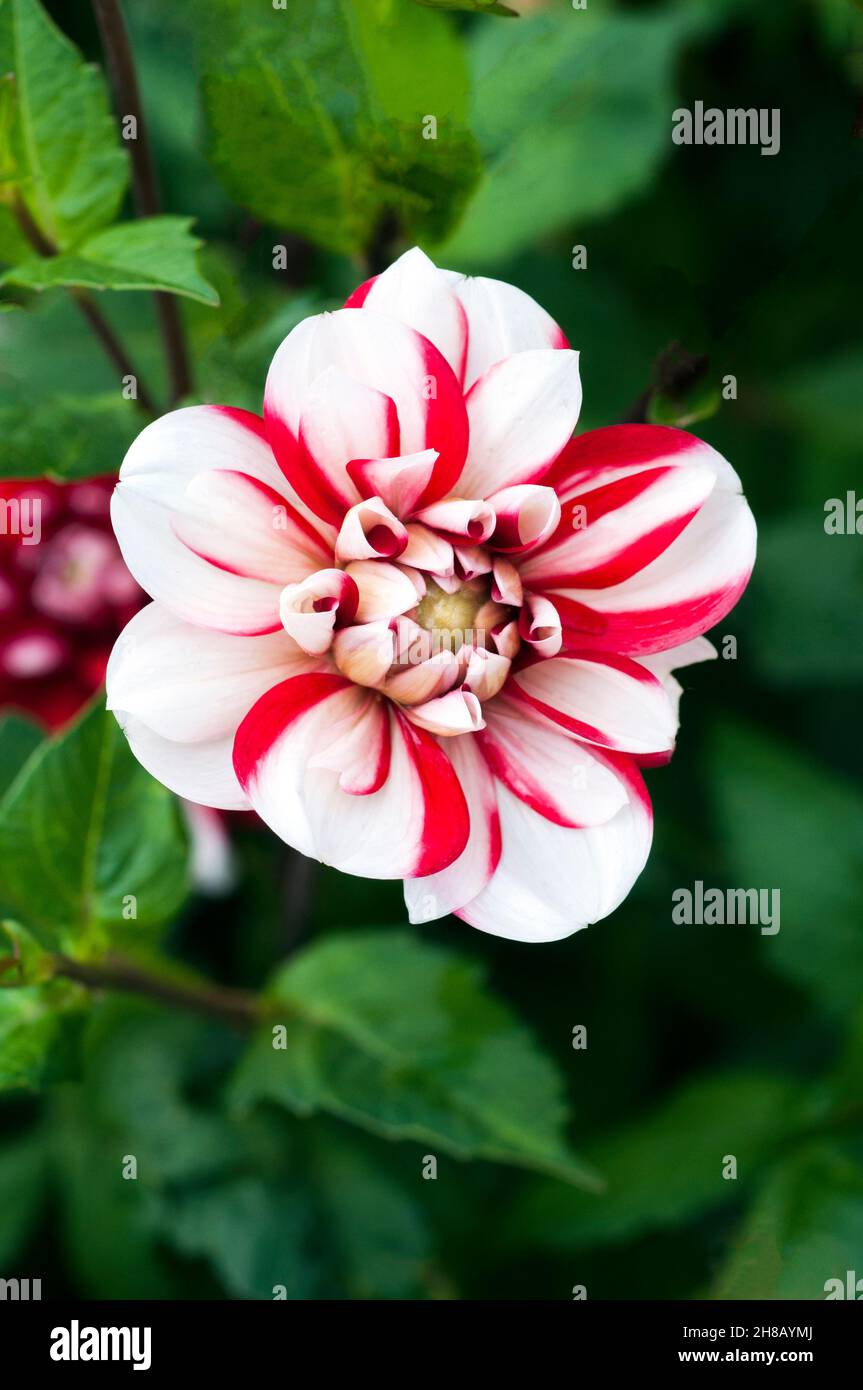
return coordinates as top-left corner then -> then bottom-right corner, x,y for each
69,289 -> 158,415
54,952 -> 261,1029
11,194 -> 157,416
92,0 -> 192,404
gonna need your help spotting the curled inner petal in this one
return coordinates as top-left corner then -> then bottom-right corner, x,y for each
488,484 -> 562,555
279,568 -> 359,655
335,497 -> 409,563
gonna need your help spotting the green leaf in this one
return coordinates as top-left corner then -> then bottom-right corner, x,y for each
197,0 -> 480,255
0,981 -> 85,1090
2,215 -> 220,304
710,721 -> 863,1014
0,1129 -> 47,1263
0,389 -> 139,480
747,516 -> 863,688
301,1126 -> 434,1299
436,4 -> 692,266
0,698 -> 189,951
68,1001 -> 433,1299
158,1175 -> 320,1299
510,1071 -> 802,1251
230,929 -> 600,1190
416,0 -> 517,15
712,1145 -> 863,1300
52,1096 -> 193,1298
0,0 -> 128,250
0,711 -> 43,788
81,1004 -> 246,1185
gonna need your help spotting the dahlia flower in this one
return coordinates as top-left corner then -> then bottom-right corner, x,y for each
107,248 -> 756,941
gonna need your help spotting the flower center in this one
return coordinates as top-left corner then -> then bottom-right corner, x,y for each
414,578 -> 489,653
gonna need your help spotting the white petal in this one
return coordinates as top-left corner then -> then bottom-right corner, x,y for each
107,602 -> 308,743
477,697 -> 629,828
458,771 -> 652,942
359,247 -> 468,382
461,349 -> 582,498
511,652 -> 677,755
115,713 -> 249,811
450,272 -> 569,390
344,559 -> 422,622
403,689 -> 485,736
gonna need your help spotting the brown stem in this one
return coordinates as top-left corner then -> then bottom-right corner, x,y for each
92,0 -> 192,403
10,195 -> 157,416
69,290 -> 158,416
54,953 -> 261,1030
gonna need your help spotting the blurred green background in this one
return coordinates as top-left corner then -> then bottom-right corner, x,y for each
1,0 -> 862,1300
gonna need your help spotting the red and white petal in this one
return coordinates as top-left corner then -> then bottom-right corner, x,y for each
344,560 -> 420,622
113,407 -> 327,635
332,620 -> 395,688
113,481 -> 283,635
518,594 -> 563,658
523,470 -> 715,593
460,349 -> 581,498
403,689 -> 485,737
548,422 -> 743,500
453,544 -> 493,581
456,764 -> 652,943
391,616 -> 432,665
172,469 -> 331,584
461,645 -> 510,702
400,523 -> 455,576
511,651 -> 677,756
383,649 -> 461,706
291,369 -> 398,526
449,272 -> 569,391
118,404 -> 288,496
306,695 -> 391,794
491,557 -> 522,606
413,497 -> 496,543
346,449 -> 438,518
477,697 -> 629,829
351,247 -> 468,384
490,620 -> 521,660
334,497 -> 408,563
404,734 -> 501,923
264,309 -> 469,519
106,602 -> 310,744
545,485 -> 757,656
487,484 -> 561,555
279,568 -> 359,655
233,674 -> 469,877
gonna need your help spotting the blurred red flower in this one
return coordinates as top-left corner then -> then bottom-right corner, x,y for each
0,477 -> 144,729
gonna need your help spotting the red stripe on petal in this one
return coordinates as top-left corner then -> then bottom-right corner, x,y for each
546,423 -> 700,492
394,713 -> 470,876
344,275 -> 378,308
412,338 -> 470,509
233,671 -> 351,790
211,405 -> 271,444
551,575 -> 751,656
503,679 -> 611,748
